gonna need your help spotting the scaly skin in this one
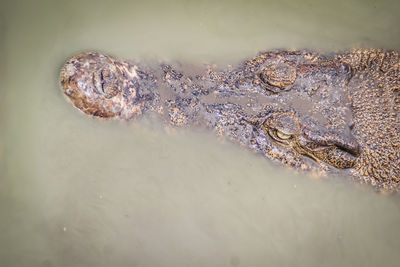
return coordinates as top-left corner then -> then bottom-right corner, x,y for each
59,50 -> 400,192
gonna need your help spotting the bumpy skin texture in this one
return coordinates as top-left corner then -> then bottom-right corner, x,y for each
60,50 -> 400,191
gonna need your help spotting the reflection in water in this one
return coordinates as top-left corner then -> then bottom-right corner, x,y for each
1,0 -> 400,266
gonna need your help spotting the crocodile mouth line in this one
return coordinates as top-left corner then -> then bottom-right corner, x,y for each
296,143 -> 359,169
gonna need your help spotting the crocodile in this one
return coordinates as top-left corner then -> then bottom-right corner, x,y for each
60,49 -> 400,192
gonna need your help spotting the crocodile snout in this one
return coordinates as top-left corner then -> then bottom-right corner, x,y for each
60,52 -> 126,118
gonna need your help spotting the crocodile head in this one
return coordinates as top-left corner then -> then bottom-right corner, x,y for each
59,50 -> 399,189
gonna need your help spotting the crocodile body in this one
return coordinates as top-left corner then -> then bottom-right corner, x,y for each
60,50 -> 400,191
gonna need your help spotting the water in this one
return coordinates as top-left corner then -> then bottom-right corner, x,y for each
1,0 -> 400,266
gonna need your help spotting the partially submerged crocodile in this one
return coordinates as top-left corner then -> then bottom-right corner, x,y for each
60,49 -> 400,191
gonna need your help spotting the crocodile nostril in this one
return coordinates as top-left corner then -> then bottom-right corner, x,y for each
93,71 -> 104,94
92,68 -> 121,98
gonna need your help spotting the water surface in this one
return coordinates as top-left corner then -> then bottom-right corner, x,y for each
1,0 -> 400,266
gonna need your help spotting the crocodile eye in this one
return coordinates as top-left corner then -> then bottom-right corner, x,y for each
262,111 -> 298,143
276,129 -> 292,140
259,63 -> 296,92
267,128 -> 292,143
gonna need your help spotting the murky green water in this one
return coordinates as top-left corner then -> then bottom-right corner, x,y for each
1,0 -> 400,266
